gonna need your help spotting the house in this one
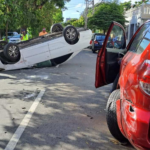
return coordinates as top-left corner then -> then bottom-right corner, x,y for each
65,18 -> 78,22
66,18 -> 71,22
125,3 -> 150,44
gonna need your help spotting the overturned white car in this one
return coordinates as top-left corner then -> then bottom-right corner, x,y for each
0,24 -> 92,71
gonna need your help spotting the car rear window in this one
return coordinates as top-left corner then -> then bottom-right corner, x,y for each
129,22 -> 150,53
96,35 -> 105,41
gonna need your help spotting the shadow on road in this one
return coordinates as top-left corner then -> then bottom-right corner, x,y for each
0,49 -> 134,150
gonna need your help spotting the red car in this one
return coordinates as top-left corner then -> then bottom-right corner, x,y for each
95,21 -> 150,150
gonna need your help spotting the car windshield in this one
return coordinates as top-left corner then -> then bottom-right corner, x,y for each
96,35 -> 105,41
12,35 -> 21,38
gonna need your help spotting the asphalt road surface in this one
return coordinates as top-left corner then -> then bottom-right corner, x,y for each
0,49 -> 134,150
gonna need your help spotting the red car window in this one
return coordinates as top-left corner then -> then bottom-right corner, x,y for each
128,22 -> 150,52
137,38 -> 150,54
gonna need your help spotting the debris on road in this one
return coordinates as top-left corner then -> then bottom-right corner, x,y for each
27,74 -> 49,80
22,107 -> 26,110
24,93 -> 36,99
87,115 -> 93,119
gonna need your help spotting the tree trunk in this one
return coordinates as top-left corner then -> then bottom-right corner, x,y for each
103,30 -> 106,35
0,29 -> 2,40
6,22 -> 8,41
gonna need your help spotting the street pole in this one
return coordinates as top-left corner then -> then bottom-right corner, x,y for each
84,0 -> 89,29
84,0 -> 95,29
92,0 -> 95,15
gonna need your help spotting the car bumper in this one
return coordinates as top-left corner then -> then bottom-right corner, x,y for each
117,99 -> 150,150
93,45 -> 102,51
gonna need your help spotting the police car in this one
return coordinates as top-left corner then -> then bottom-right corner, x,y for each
0,24 -> 92,71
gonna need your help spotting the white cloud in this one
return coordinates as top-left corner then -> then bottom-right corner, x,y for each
121,0 -> 140,4
75,3 -> 86,9
75,3 -> 83,8
94,0 -> 100,4
72,12 -> 79,14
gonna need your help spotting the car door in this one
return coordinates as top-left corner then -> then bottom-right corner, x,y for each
95,21 -> 127,88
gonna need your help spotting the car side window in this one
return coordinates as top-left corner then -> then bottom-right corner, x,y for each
128,23 -> 150,53
106,25 -> 125,49
136,29 -> 150,54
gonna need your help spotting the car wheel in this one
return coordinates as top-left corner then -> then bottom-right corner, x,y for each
92,49 -> 95,53
4,43 -> 20,62
0,41 -> 8,49
106,89 -> 128,144
63,25 -> 79,45
50,23 -> 64,33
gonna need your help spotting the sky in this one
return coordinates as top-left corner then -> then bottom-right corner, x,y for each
63,0 -> 141,22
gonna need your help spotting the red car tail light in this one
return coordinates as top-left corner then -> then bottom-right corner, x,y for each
145,60 -> 150,67
140,80 -> 150,96
94,41 -> 98,44
140,64 -> 150,96
90,40 -> 92,44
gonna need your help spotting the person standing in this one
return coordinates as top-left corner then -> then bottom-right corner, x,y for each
39,28 -> 47,36
21,29 -> 29,41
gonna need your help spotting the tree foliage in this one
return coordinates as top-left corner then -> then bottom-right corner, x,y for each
120,0 -> 149,11
134,0 -> 149,7
0,0 -> 70,39
88,2 -> 126,33
120,1 -> 131,11
72,16 -> 85,27
62,17 -> 85,27
62,19 -> 78,26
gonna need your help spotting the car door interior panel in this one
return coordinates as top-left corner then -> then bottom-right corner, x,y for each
95,21 -> 126,88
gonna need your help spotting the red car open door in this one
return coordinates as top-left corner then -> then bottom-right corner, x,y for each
95,21 -> 126,88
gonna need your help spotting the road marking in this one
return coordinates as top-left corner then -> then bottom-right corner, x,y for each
5,89 -> 45,150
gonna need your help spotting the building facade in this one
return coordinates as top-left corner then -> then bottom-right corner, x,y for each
125,3 -> 150,44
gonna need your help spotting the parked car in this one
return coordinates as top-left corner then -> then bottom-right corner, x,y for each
9,34 -> 21,43
2,32 -> 19,41
95,21 -> 150,150
89,33 -> 106,53
0,24 -> 92,71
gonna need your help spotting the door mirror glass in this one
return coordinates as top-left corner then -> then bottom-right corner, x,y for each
106,25 -> 126,49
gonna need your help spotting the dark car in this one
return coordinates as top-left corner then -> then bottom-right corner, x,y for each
90,33 -> 106,53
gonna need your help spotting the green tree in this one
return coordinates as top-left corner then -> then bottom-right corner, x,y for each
120,1 -> 131,11
62,19 -> 78,26
72,16 -> 85,27
134,0 -> 149,7
0,0 -> 70,39
88,2 -> 126,34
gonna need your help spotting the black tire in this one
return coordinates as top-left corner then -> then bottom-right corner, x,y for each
106,89 -> 128,144
0,41 -> 8,49
63,25 -> 79,45
4,43 -> 20,62
92,49 -> 95,53
50,23 -> 64,33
